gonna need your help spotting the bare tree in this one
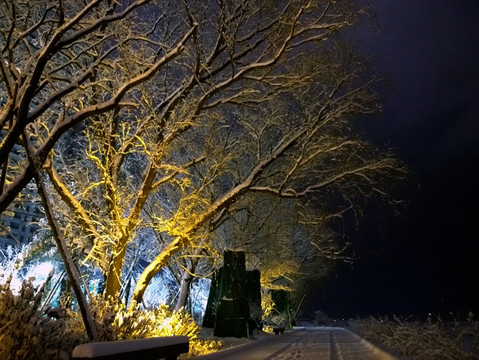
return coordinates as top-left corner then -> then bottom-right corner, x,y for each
211,193 -> 337,287
0,0 -> 195,209
127,65 -> 405,309
1,0 -> 406,314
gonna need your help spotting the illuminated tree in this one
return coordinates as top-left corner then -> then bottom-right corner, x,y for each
0,0 -> 406,318
0,0 -> 195,339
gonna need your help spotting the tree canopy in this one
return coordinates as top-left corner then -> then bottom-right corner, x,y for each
0,0 -> 406,334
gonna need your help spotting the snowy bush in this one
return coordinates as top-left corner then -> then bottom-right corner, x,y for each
0,275 -> 87,360
0,245 -> 220,358
89,296 -> 221,358
0,276 -> 220,359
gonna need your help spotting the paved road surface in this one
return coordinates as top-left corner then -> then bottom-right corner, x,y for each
194,327 -> 398,360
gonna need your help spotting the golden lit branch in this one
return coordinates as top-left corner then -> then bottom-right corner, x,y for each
0,1 -> 197,213
0,1 -> 406,312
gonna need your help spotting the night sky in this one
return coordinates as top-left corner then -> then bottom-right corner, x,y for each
307,0 -> 479,319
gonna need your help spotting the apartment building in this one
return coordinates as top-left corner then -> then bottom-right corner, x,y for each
0,130 -> 42,250
0,187 -> 41,250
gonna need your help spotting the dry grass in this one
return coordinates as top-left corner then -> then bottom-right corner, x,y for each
350,313 -> 479,360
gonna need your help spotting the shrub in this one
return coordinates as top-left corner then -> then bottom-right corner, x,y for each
0,274 -> 220,359
0,275 -> 87,360
89,296 -> 221,358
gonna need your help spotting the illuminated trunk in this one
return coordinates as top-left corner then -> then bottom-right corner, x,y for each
104,239 -> 129,299
130,237 -> 183,309
104,161 -> 158,299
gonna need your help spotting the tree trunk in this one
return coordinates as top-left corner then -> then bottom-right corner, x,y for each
104,242 -> 129,299
174,270 -> 192,311
23,134 -> 98,341
174,240 -> 206,311
35,171 -> 98,341
130,237 -> 184,309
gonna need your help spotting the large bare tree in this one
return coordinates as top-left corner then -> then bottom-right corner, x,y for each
0,0 -> 195,208
1,0 -> 406,315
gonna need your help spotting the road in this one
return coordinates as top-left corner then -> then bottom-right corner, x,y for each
194,327 -> 398,360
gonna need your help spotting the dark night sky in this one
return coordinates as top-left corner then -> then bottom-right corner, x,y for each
308,0 -> 479,319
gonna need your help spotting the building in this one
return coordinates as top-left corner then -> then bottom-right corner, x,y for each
0,131 -> 42,251
0,187 -> 41,250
